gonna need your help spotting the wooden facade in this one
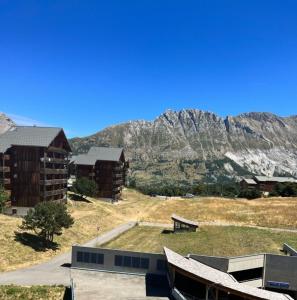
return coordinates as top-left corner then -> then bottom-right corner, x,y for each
73,147 -> 128,201
0,128 -> 71,208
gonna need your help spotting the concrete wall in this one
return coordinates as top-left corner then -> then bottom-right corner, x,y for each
72,246 -> 167,275
228,254 -> 264,272
264,254 -> 297,292
188,254 -> 229,272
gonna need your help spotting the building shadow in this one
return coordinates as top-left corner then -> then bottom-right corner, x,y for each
161,229 -> 174,234
145,274 -> 171,298
68,193 -> 92,203
14,231 -> 59,252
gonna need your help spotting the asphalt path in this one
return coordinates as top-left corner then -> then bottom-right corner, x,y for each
0,221 -> 136,286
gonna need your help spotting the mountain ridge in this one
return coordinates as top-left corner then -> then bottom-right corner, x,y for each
69,108 -> 297,184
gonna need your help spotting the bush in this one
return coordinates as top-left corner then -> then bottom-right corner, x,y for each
0,185 -> 9,213
272,183 -> 297,197
238,189 -> 262,200
72,177 -> 97,198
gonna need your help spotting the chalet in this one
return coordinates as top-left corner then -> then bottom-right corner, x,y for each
71,147 -> 128,202
0,126 -> 71,215
240,176 -> 297,193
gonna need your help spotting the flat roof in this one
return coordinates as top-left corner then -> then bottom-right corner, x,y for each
164,247 -> 293,300
171,214 -> 198,227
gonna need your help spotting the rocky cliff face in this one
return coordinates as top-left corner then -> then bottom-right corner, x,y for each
70,109 -> 297,183
0,113 -> 15,135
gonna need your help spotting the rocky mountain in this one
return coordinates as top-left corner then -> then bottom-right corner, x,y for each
71,109 -> 297,184
0,113 -> 15,135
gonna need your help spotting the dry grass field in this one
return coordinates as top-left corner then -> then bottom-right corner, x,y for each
0,285 -> 65,300
103,225 -> 297,256
1,188 -> 297,271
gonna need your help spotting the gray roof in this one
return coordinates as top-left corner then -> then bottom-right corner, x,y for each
0,126 -> 69,153
171,214 -> 198,227
164,247 -> 293,300
242,178 -> 257,185
254,176 -> 297,183
72,147 -> 124,165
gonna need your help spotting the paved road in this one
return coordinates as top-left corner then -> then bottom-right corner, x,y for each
0,221 -> 136,286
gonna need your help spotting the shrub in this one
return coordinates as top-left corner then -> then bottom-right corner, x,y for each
72,177 -> 97,198
238,189 -> 262,200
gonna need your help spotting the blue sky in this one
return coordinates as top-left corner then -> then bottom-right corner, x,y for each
0,0 -> 296,137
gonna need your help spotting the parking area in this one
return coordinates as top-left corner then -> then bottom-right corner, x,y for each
71,269 -> 170,300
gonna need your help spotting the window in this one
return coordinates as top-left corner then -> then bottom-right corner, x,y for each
132,257 -> 140,268
157,259 -> 167,271
115,255 -> 123,266
123,256 -> 132,267
141,258 -> 149,269
77,251 -> 83,262
83,252 -> 90,263
91,253 -> 97,264
97,253 -> 104,264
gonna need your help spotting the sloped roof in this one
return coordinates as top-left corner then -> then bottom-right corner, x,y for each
171,214 -> 198,227
164,247 -> 293,300
242,178 -> 257,185
88,147 -> 124,161
0,126 -> 70,153
72,147 -> 124,165
254,176 -> 297,183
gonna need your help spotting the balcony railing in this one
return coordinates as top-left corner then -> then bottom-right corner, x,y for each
41,188 -> 67,197
0,166 -> 10,172
40,179 -> 68,186
40,168 -> 68,175
41,157 -> 69,164
0,178 -> 11,185
47,146 -> 68,154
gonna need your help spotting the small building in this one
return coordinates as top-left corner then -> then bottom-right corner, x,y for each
254,176 -> 297,193
240,176 -> 297,193
71,147 -> 129,202
240,178 -> 257,190
171,214 -> 198,232
0,126 -> 71,215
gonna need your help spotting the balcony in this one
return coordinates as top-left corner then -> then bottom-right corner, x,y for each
0,178 -> 11,185
40,168 -> 68,175
113,173 -> 122,179
41,157 -> 69,164
47,146 -> 68,154
40,179 -> 68,186
41,188 -> 67,197
113,179 -> 123,186
0,166 -> 10,172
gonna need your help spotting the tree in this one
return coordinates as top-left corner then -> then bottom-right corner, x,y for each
72,177 -> 97,199
0,185 -> 9,213
238,188 -> 262,200
20,202 -> 74,245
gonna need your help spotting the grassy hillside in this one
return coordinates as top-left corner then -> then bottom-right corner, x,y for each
1,189 -> 297,271
103,225 -> 297,256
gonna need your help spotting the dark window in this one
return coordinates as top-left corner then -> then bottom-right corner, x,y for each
141,258 -> 149,269
77,251 -> 83,262
97,253 -> 104,264
157,259 -> 167,271
91,253 -> 97,264
132,257 -> 140,268
83,252 -> 90,263
115,255 -> 123,266
123,256 -> 132,267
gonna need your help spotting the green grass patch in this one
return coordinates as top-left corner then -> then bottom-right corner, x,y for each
0,285 -> 65,300
102,225 -> 297,256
